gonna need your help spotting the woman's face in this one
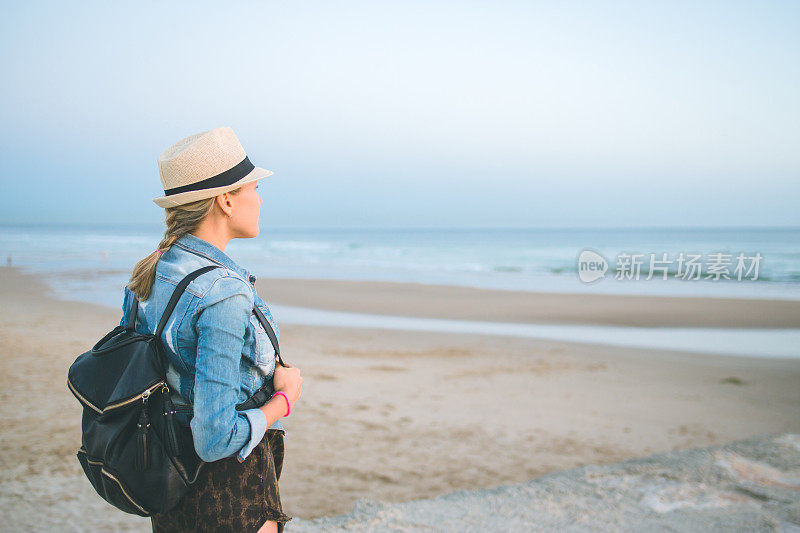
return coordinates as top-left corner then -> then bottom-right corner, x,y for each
228,180 -> 262,238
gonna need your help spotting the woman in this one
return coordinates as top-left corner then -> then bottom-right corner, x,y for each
121,127 -> 302,533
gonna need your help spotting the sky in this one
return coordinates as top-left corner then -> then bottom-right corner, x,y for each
0,1 -> 798,229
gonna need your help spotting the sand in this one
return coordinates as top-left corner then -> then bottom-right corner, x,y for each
289,433 -> 800,531
1,265 -> 799,531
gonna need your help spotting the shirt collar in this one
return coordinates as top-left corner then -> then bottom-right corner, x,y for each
174,233 -> 256,284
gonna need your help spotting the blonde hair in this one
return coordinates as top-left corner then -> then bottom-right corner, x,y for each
127,187 -> 242,301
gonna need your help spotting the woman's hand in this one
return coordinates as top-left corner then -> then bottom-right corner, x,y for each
273,362 -> 302,410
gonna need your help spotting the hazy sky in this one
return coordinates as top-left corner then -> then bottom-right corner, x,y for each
1,1 -> 798,228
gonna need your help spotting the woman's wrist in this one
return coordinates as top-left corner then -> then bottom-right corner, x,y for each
272,390 -> 291,417
258,393 -> 290,427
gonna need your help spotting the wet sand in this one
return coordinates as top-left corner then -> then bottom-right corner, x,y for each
258,277 -> 800,328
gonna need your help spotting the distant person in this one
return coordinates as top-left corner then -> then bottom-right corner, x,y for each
6,254 -> 10,266
123,127 -> 302,533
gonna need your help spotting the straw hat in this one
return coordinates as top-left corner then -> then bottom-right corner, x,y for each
152,127 -> 273,208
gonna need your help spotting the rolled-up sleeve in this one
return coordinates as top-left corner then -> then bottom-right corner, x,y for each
237,408 -> 268,462
190,274 -> 261,462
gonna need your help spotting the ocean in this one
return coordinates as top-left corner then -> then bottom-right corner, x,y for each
2,224 -> 799,308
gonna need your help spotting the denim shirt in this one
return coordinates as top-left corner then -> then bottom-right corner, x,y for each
118,232 -> 284,463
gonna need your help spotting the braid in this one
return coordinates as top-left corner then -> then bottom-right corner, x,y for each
127,193 -> 224,300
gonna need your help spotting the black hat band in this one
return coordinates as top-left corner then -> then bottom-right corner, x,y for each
163,156 -> 254,196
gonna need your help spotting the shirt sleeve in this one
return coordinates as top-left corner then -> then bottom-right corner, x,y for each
190,274 -> 260,462
237,408 -> 268,462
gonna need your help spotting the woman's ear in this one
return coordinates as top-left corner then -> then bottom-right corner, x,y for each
215,193 -> 233,216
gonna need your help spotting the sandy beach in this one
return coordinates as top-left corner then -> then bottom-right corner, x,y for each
1,265 -> 799,531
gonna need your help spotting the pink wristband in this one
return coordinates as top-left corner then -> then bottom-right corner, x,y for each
272,391 -> 291,417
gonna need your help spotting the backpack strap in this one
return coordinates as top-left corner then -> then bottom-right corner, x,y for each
126,265 -> 222,333
155,265 -> 221,337
253,305 -> 283,367
236,306 -> 285,411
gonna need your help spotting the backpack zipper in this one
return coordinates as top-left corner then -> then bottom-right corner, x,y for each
68,380 -> 165,414
107,381 -> 164,411
77,448 -> 102,466
77,447 -> 149,515
100,467 -> 148,514
67,379 -> 102,414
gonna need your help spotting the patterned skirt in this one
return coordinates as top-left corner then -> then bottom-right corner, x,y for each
151,429 -> 293,533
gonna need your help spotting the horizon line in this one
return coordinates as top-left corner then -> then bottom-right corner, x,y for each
1,222 -> 798,232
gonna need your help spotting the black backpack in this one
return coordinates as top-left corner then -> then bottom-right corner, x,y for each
67,265 -> 285,516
